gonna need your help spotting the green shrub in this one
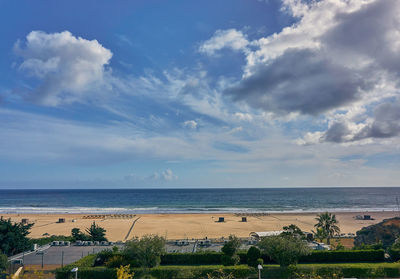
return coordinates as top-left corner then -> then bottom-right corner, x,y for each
258,236 -> 311,267
56,263 -> 400,279
221,254 -> 240,266
106,254 -> 127,268
389,248 -> 400,261
161,250 -> 384,266
55,254 -> 97,279
56,266 -> 116,279
161,252 -> 223,265
261,263 -> 400,279
300,249 -> 385,263
124,235 -> 166,268
56,265 -> 255,279
0,253 -> 7,272
247,246 -> 261,267
94,249 -> 113,266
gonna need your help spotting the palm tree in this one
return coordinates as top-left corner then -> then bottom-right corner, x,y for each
314,212 -> 340,245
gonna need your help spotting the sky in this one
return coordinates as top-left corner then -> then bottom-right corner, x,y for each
1,0 -> 400,188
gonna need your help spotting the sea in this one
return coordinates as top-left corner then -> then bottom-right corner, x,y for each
0,187 -> 399,214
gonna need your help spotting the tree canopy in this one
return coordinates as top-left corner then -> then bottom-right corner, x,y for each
86,222 -> 107,242
0,252 -> 8,272
124,235 -> 165,268
258,235 -> 310,267
221,235 -> 241,266
281,224 -> 305,239
0,218 -> 33,256
314,212 -> 340,245
354,217 -> 400,248
71,222 -> 107,242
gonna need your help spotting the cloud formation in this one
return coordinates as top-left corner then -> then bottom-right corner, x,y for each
319,102 -> 400,143
200,0 -> 400,143
183,120 -> 198,129
150,169 -> 178,181
226,49 -> 366,115
199,29 -> 248,55
15,31 -> 113,106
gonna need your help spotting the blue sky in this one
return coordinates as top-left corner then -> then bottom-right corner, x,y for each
1,0 -> 400,188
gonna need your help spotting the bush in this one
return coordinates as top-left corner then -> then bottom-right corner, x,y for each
0,253 -> 7,272
221,254 -> 240,266
221,235 -> 241,266
261,263 -> 400,279
354,242 -> 384,250
161,249 -> 384,266
94,249 -> 114,266
56,263 -> 400,279
124,235 -> 165,268
56,265 -> 254,279
300,249 -> 385,263
354,218 -> 400,248
106,255 -> 127,268
0,218 -> 33,256
388,248 -> 400,261
246,246 -> 261,267
161,252 -> 223,265
258,236 -> 311,267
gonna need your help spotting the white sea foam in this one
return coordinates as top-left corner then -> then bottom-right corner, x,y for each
0,206 -> 396,214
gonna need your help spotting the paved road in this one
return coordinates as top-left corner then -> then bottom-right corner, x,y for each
10,245 -> 119,267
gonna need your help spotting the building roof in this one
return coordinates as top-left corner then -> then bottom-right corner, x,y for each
249,231 -> 283,238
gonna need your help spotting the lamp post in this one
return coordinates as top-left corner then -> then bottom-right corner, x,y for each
71,267 -> 78,279
257,264 -> 263,279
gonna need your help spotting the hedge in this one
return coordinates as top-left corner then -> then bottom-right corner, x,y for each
268,263 -> 400,279
55,265 -> 254,279
161,250 -> 384,266
56,263 -> 400,279
299,249 -> 385,263
161,252 -> 224,265
389,249 -> 400,261
56,254 -> 98,279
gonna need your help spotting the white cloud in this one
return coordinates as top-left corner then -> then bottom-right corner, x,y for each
14,31 -> 113,106
183,120 -> 198,129
235,112 -> 253,122
200,0 -> 400,143
199,29 -> 249,55
150,169 -> 178,181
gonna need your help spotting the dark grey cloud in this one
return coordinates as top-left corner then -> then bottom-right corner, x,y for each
224,0 -> 400,119
355,102 -> 400,140
322,122 -> 352,143
225,49 -> 366,115
322,102 -> 400,143
324,0 -> 400,76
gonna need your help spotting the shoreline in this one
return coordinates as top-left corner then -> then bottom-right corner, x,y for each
0,208 -> 398,215
2,211 -> 398,242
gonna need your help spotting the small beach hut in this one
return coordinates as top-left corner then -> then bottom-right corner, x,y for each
58,218 -> 66,223
218,217 -> 225,222
241,217 -> 247,222
21,218 -> 29,224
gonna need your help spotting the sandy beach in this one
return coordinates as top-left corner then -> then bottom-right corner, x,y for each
1,211 -> 398,242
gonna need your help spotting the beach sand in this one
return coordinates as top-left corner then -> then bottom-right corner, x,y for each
1,211 -> 398,242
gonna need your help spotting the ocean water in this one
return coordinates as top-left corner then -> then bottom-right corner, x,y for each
0,187 -> 399,214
